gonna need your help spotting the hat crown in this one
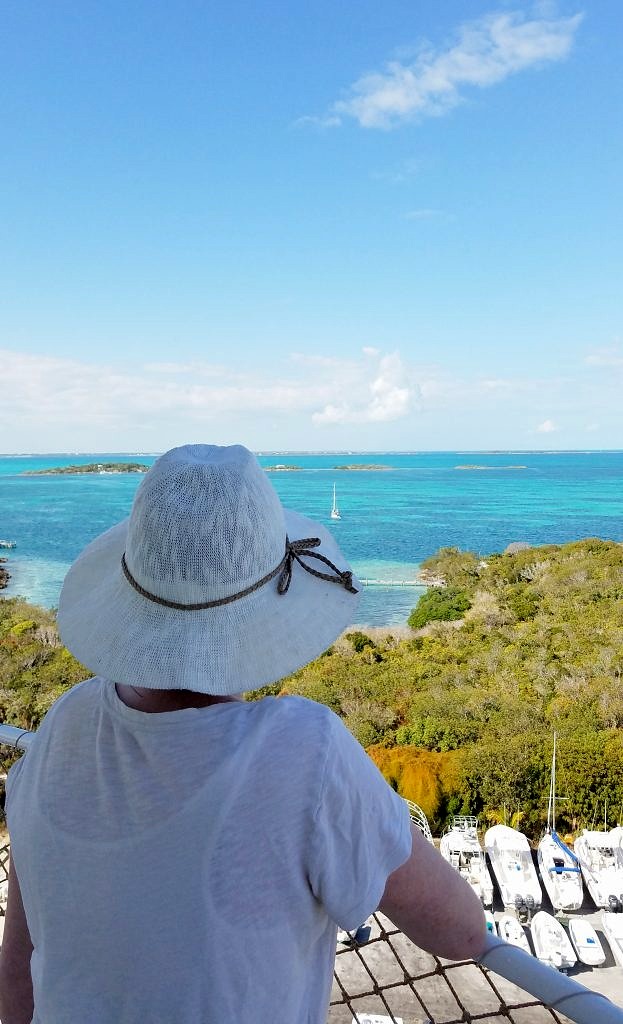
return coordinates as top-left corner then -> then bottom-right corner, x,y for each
125,445 -> 285,605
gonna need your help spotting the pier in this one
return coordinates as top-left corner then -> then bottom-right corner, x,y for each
360,578 -> 423,588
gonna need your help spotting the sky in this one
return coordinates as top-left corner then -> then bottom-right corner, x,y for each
1,0 -> 622,452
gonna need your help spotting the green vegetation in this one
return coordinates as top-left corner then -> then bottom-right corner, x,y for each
24,462 -> 149,475
407,586 -> 471,628
2,538 -> 623,839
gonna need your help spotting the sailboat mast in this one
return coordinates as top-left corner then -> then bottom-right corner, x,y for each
552,732 -> 557,833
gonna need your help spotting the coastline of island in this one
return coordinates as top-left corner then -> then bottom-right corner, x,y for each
23,462 -> 150,476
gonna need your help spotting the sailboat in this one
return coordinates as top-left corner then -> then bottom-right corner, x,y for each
536,734 -> 584,911
330,483 -> 341,520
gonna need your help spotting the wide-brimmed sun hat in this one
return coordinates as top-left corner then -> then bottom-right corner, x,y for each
57,444 -> 360,694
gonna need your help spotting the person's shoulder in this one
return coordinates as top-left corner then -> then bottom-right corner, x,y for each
35,676 -> 103,730
251,694 -> 339,750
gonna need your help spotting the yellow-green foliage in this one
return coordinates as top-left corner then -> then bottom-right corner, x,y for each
0,597 -> 86,730
367,745 -> 464,827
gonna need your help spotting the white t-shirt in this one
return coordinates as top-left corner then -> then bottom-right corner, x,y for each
6,678 -> 411,1024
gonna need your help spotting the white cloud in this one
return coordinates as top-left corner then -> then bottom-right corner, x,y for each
312,351 -> 415,425
536,418 -> 558,433
0,346 -> 417,441
325,9 -> 582,129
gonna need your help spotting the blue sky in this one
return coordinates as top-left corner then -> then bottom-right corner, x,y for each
2,1 -> 622,452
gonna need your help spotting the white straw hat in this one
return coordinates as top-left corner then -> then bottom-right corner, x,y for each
57,444 -> 360,694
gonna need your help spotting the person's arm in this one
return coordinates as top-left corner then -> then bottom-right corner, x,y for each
378,822 -> 487,962
0,858 -> 34,1024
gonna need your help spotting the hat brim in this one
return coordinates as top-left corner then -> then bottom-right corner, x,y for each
57,510 -> 360,695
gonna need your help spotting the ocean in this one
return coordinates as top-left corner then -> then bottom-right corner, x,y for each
1,451 -> 622,626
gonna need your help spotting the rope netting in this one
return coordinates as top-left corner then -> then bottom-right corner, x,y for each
330,912 -> 569,1024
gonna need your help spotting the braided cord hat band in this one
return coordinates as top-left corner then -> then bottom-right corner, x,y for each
121,536 -> 358,612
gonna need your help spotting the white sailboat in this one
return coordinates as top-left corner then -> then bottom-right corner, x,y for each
440,816 -> 494,906
601,911 -> 623,968
330,483 -> 341,520
536,735 -> 584,911
568,918 -> 606,966
484,824 -> 542,913
498,913 -> 532,954
530,910 -> 577,971
574,828 -> 623,910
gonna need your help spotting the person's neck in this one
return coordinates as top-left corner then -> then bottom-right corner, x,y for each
115,683 -> 243,713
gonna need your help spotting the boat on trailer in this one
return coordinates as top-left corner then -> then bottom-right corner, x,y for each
574,828 -> 623,910
530,910 -> 576,971
440,816 -> 494,906
536,735 -> 584,911
484,824 -> 542,914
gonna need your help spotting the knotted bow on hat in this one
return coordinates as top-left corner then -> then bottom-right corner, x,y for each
121,536 -> 358,611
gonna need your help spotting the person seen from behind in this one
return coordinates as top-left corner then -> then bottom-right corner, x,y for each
0,443 -> 486,1023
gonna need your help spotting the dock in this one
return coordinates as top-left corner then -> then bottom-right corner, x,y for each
360,578 -> 422,588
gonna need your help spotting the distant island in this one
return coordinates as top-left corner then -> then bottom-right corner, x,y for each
454,464 -> 528,471
264,464 -> 301,472
334,464 -> 391,471
24,462 -> 150,476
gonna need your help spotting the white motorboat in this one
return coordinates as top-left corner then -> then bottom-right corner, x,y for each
574,829 -> 623,910
484,824 -> 542,912
530,911 -> 576,971
330,484 -> 341,520
485,910 -> 497,936
537,736 -> 584,911
440,816 -> 494,906
498,914 -> 531,954
602,911 -> 623,968
568,918 -> 606,966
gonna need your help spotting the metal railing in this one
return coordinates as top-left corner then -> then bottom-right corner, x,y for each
1,726 -> 622,1024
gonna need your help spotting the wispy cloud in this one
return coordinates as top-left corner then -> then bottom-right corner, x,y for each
1,347 -> 417,437
321,8 -> 582,129
584,344 -> 623,368
371,158 -> 420,183
405,208 -> 447,221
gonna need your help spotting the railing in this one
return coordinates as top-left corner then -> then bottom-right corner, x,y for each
1,726 -> 622,1024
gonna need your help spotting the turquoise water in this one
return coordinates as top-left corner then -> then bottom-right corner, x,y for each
1,451 -> 622,626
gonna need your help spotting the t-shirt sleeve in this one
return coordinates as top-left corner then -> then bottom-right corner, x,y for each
308,710 -> 412,931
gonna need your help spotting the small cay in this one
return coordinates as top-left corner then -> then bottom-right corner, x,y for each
23,462 -> 149,476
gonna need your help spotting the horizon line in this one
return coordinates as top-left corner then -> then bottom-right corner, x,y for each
2,448 -> 623,457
